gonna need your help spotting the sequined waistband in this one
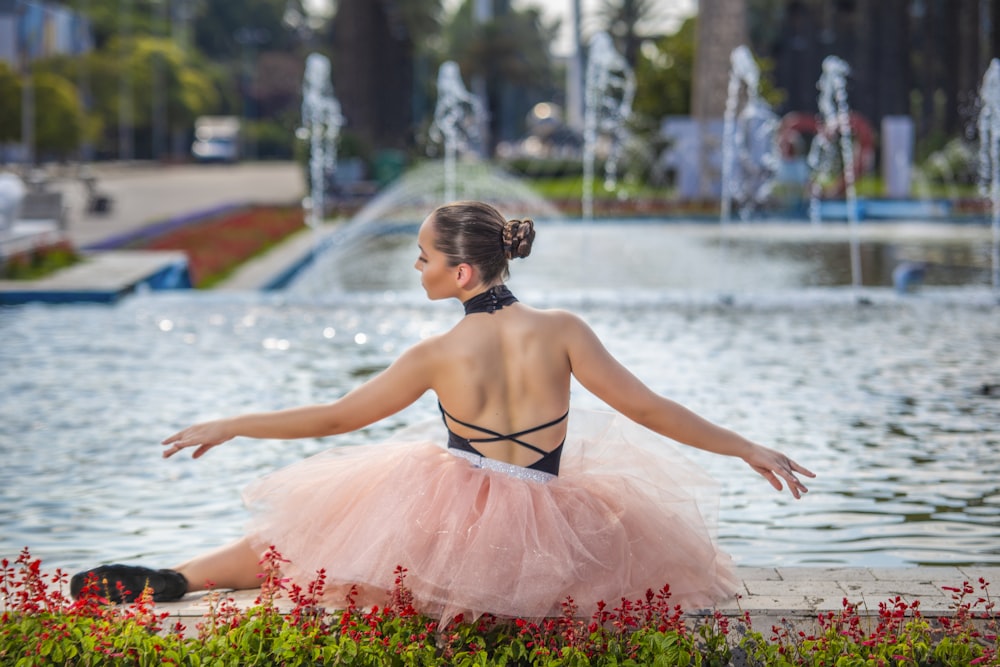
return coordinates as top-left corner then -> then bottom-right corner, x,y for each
448,448 -> 555,484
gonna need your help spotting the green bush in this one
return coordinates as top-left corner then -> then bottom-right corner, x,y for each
246,119 -> 298,160
502,157 -> 585,179
0,242 -> 80,280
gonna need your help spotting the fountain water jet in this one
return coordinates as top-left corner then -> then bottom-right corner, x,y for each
720,46 -> 779,224
429,61 -> 485,204
582,32 -> 635,221
808,55 -> 863,291
977,57 -> 1000,293
300,53 -> 344,231
286,161 -> 563,295
0,173 -> 26,236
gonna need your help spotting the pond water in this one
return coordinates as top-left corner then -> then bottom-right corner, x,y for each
1,220 -> 998,573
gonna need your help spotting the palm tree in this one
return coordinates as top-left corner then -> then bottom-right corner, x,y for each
691,0 -> 747,119
326,0 -> 443,154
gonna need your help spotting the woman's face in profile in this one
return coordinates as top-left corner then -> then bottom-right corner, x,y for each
415,216 -> 455,300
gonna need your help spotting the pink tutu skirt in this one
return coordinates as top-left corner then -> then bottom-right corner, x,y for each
242,408 -> 738,622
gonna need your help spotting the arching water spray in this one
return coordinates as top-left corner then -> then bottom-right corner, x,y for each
582,32 -> 634,221
286,162 -> 563,295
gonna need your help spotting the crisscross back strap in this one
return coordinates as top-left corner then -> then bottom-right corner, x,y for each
438,402 -> 568,456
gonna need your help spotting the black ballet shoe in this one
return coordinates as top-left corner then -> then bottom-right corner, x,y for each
70,564 -> 188,603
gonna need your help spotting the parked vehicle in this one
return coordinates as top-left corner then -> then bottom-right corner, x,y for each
191,116 -> 241,163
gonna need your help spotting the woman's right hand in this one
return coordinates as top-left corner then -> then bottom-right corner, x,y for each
162,420 -> 234,459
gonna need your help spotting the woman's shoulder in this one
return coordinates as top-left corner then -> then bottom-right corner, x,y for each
508,305 -> 594,345
396,331 -> 452,367
519,304 -> 590,329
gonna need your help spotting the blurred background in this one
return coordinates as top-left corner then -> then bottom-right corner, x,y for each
2,0 -> 997,208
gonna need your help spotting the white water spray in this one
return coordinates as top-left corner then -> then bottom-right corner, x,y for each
720,46 -> 779,224
300,53 -> 344,231
582,32 -> 634,221
809,55 -> 862,290
977,58 -> 1000,292
430,61 -> 485,204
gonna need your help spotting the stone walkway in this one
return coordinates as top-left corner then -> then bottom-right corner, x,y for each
50,161 -> 304,250
153,566 -> 1000,629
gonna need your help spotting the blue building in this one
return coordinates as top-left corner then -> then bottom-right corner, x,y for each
0,0 -> 94,68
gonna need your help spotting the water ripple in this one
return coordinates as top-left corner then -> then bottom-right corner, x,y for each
2,283 -> 998,571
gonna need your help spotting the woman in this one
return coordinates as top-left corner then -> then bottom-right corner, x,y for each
71,201 -> 814,621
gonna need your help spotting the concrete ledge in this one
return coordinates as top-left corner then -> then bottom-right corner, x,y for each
215,223 -> 340,291
0,250 -> 191,305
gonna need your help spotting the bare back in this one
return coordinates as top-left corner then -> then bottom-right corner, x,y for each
429,303 -> 573,468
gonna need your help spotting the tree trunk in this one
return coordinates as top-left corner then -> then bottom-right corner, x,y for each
691,0 -> 748,120
691,0 -> 747,198
329,0 -> 414,154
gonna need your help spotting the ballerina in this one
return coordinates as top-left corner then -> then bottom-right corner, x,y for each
71,200 -> 814,621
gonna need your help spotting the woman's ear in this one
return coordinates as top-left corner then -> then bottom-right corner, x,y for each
455,262 -> 476,288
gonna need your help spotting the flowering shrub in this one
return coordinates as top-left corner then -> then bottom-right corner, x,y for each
2,547 -> 997,666
0,240 -> 79,280
131,206 -> 306,288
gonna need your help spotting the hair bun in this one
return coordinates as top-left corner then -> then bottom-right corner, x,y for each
502,218 -> 535,260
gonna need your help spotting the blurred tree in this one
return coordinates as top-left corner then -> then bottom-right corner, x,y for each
0,63 -> 19,145
632,16 -> 695,121
0,64 -> 84,158
749,0 -> 1000,153
128,37 -> 220,130
592,0 -> 668,67
252,51 -> 305,120
41,37 -> 219,158
395,0 -> 445,53
76,4 -> 302,100
327,0 -> 443,155
443,0 -> 559,149
191,0 -> 305,60
692,0 -> 747,120
66,0 -> 158,49
446,2 -> 556,87
32,71 -> 87,157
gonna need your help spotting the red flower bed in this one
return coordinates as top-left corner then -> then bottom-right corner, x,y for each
135,206 -> 305,288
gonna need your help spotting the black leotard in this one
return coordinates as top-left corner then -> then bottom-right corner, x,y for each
448,284 -> 566,475
439,403 -> 568,476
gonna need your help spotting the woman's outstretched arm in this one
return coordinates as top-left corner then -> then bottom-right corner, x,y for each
562,312 -> 816,498
161,337 -> 440,459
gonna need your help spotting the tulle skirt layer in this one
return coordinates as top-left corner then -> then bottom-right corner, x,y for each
242,409 -> 738,622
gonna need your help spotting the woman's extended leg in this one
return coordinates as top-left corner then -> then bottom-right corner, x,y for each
174,536 -> 264,592
70,537 -> 265,602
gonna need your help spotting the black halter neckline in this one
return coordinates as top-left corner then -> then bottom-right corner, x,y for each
463,284 -> 518,315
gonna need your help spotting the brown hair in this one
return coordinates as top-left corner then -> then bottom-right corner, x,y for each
431,201 -> 535,284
